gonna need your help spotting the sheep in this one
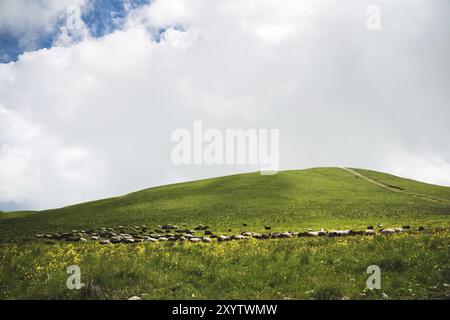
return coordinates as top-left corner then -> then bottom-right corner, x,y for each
367,226 -> 374,230
307,231 -> 319,237
264,226 -> 272,230
329,230 -> 352,237
218,235 -> 231,242
189,237 -> 202,243
418,226 -> 425,231
281,232 -> 293,238
242,232 -> 253,237
158,237 -> 168,242
99,240 -> 111,245
394,228 -> 404,233
145,237 -> 158,243
364,230 -> 376,235
328,231 -> 338,237
270,233 -> 279,238
161,224 -> 178,230
202,237 -> 212,243
233,235 -> 247,240
380,229 -> 395,235
402,225 -> 411,230
110,236 -> 123,244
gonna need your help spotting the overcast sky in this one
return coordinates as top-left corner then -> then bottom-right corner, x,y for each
0,0 -> 449,211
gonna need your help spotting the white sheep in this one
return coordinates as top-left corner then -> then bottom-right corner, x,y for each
218,235 -> 230,242
380,229 -> 395,234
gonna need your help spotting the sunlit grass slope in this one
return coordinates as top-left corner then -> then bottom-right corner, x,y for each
1,168 -> 449,242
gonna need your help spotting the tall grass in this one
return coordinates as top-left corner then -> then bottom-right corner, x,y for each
1,232 -> 449,300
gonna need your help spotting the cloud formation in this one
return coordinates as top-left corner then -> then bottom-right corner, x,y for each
0,0 -> 449,210
0,0 -> 87,50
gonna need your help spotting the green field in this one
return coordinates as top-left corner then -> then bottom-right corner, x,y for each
1,167 -> 449,300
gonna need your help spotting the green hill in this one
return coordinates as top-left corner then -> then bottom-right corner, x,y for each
1,167 -> 450,242
1,167 -> 450,300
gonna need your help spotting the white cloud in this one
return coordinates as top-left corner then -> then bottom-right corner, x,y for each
0,0 -> 449,210
126,0 -> 199,28
382,150 -> 450,187
0,0 -> 87,49
0,106 -> 106,209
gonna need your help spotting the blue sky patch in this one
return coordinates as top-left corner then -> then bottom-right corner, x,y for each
0,0 -> 150,64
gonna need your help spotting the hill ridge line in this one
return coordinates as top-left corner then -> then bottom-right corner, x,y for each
341,167 -> 444,204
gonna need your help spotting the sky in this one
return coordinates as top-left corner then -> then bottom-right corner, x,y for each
0,0 -> 449,211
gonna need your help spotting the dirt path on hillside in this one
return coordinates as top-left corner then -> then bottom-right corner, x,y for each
341,167 -> 445,204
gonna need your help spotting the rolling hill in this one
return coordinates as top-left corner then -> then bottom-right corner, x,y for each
1,167 -> 450,242
1,167 -> 450,300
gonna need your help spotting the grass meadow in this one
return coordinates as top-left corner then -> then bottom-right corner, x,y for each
1,168 -> 449,300
1,231 -> 449,300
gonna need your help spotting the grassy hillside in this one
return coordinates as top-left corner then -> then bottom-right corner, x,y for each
1,167 -> 450,242
1,167 -> 450,300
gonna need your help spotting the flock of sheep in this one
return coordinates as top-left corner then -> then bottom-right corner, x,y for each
35,223 -> 426,245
